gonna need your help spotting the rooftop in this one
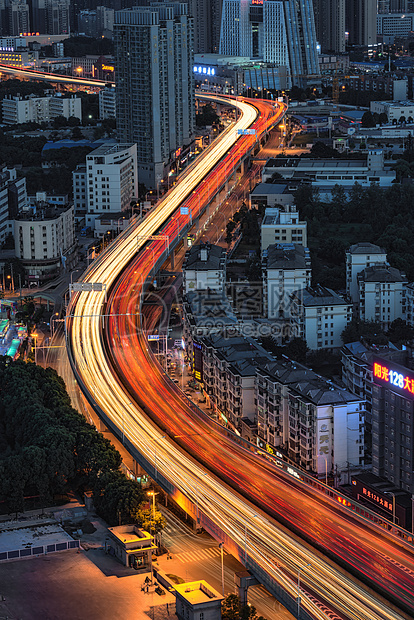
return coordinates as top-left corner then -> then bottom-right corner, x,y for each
0,521 -> 73,554
359,265 -> 406,283
295,286 -> 350,307
347,242 -> 385,255
15,204 -> 72,221
265,243 -> 311,270
184,290 -> 237,327
175,580 -> 223,605
183,243 -> 226,272
87,142 -> 136,158
290,378 -> 361,406
108,525 -> 153,546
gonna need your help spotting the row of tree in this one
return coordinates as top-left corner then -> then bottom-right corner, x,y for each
0,360 -> 148,526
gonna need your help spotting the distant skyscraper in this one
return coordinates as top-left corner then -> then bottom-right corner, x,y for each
219,0 -> 319,83
46,0 -> 70,34
313,0 -> 345,53
114,2 -> 195,189
346,0 -> 376,46
188,0 -> 222,53
9,0 -> 30,35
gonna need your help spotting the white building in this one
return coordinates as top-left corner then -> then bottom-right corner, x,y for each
346,242 -> 388,304
99,86 -> 116,120
250,182 -> 297,211
73,143 -> 138,228
0,165 -> 27,244
405,283 -> 414,327
261,151 -> 396,194
263,243 -> 311,319
0,37 -> 27,49
291,286 -> 352,350
370,100 -> 414,123
256,360 -> 365,479
358,265 -> 407,328
14,204 -> 76,283
2,94 -> 81,125
175,581 -> 223,620
182,243 -> 226,294
377,14 -> 414,37
261,207 -> 307,252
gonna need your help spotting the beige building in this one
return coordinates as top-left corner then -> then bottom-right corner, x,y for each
175,580 -> 224,620
261,207 -> 307,252
14,204 -> 76,283
358,265 -> 407,328
107,525 -> 156,569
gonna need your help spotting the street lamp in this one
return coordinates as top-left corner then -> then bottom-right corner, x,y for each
219,542 -> 225,596
297,563 -> 311,619
385,491 -> 396,524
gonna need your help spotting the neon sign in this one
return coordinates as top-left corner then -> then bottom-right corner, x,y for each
373,359 -> 414,396
193,65 -> 215,76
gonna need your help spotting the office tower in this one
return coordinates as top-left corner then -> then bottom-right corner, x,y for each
9,0 -> 30,35
31,0 -> 46,33
188,0 -> 222,53
114,3 -> 195,188
346,0 -> 376,47
313,0 -> 345,53
78,9 -> 97,36
46,0 -> 70,34
219,0 -> 319,82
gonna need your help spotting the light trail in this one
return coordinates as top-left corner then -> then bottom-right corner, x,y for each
67,95 -> 413,620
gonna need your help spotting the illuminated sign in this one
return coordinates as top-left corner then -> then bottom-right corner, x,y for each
373,358 -> 414,397
192,340 -> 203,382
237,128 -> 256,135
251,0 -> 264,4
193,65 -> 216,76
101,65 -> 114,71
361,486 -> 393,512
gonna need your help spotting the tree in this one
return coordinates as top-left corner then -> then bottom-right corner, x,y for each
67,115 -> 80,127
53,115 -> 67,129
222,594 -> 266,620
341,319 -> 387,345
135,506 -> 166,535
361,111 -> 375,128
387,318 -> 414,344
71,126 -> 83,141
379,112 -> 388,126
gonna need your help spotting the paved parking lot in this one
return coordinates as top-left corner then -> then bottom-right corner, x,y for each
0,549 -> 175,620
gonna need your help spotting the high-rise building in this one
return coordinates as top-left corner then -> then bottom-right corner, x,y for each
345,0 -> 376,47
46,0 -> 70,34
8,0 -> 30,35
219,0 -> 319,83
114,3 -> 195,188
187,0 -> 222,53
313,0 -> 345,53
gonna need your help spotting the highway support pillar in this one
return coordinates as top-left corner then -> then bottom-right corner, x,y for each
170,250 -> 175,270
235,571 -> 259,606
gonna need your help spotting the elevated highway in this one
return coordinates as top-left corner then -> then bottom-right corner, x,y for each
66,95 -> 414,620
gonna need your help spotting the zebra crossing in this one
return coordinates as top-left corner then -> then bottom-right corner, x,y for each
172,546 -> 229,564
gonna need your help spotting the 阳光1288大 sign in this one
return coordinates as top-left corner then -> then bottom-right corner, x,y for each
373,358 -> 414,396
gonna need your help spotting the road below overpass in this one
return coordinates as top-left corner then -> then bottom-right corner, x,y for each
66,94 -> 414,620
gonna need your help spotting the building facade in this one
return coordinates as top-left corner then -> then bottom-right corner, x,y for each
14,204 -> 76,282
263,243 -> 311,319
345,242 -> 388,304
219,0 -> 319,84
260,207 -> 307,252
358,265 -> 407,328
99,86 -> 116,120
182,243 -> 226,294
313,0 -> 345,53
73,142 -> 138,227
290,286 -> 352,350
2,94 -> 81,124
345,0 -> 377,47
0,165 -> 27,244
114,3 -> 195,188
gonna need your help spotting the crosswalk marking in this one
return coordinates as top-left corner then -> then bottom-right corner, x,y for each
174,546 -> 228,564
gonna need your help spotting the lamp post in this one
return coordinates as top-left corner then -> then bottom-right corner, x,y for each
385,491 -> 396,524
219,542 -> 225,596
297,563 -> 311,619
117,217 -> 125,234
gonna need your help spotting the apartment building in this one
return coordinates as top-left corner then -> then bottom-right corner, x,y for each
290,286 -> 352,350
260,207 -> 307,252
199,334 -> 273,429
346,242 -> 388,304
99,86 -> 116,120
73,143 -> 138,227
0,165 -> 27,244
358,265 -> 407,328
256,359 -> 365,480
182,243 -> 226,294
263,243 -> 311,319
14,204 -> 75,282
2,94 -> 81,125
